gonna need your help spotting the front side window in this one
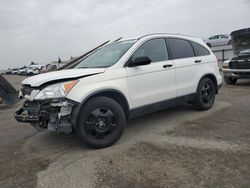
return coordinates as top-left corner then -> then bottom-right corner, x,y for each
191,42 -> 210,56
132,38 -> 168,63
167,38 -> 195,59
75,40 -> 135,68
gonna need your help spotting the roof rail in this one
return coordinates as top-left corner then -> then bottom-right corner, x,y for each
137,33 -> 195,39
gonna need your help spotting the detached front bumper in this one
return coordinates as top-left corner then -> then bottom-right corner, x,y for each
14,99 -> 79,135
222,68 -> 250,79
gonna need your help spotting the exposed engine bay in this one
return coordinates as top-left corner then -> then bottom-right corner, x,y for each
230,28 -> 250,70
15,98 -> 77,135
223,28 -> 250,80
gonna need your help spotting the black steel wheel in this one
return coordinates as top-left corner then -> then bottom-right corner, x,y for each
77,96 -> 126,149
192,77 -> 216,111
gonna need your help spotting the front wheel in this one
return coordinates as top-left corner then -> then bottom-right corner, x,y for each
77,96 -> 126,149
192,78 -> 216,111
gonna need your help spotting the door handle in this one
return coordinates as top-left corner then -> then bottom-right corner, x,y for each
195,60 -> 202,63
163,64 -> 173,68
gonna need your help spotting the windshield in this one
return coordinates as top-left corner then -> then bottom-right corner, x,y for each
75,40 -> 136,68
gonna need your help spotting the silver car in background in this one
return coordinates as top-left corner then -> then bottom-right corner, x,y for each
205,34 -> 231,47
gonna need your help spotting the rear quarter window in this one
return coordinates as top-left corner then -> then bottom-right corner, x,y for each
190,42 -> 210,56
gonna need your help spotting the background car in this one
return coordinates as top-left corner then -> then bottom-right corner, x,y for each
11,69 -> 20,74
222,28 -> 250,84
19,68 -> 28,75
5,68 -> 12,74
204,34 -> 231,47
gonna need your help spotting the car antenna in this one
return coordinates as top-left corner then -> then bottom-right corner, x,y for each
113,37 -> 123,42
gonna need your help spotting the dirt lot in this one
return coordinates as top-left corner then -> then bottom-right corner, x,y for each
0,75 -> 250,188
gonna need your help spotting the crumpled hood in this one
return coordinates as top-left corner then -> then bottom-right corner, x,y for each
22,68 -> 105,87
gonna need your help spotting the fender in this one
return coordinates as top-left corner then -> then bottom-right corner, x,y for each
197,73 -> 219,94
70,89 -> 130,129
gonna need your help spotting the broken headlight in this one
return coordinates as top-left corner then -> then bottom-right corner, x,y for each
35,80 -> 78,100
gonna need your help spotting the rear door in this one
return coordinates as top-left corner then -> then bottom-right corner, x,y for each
166,38 -> 203,97
126,38 -> 176,109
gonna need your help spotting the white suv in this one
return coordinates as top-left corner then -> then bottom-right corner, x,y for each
15,34 -> 222,148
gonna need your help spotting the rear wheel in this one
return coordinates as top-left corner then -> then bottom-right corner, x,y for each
224,76 -> 237,85
77,96 -> 126,149
192,77 -> 216,111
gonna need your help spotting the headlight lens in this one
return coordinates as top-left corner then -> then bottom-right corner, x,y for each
35,80 -> 78,100
222,63 -> 229,69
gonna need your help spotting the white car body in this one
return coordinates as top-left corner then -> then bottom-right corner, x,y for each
204,34 -> 231,47
22,34 -> 222,107
16,33 -> 222,147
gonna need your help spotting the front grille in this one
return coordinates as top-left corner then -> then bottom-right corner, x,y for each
233,72 -> 250,77
229,61 -> 250,69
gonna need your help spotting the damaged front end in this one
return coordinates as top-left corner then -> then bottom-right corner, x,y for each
15,82 -> 79,135
15,99 -> 77,135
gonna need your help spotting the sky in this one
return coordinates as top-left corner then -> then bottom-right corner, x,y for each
0,0 -> 249,69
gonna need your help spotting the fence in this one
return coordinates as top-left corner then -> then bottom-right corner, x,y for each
211,45 -> 234,69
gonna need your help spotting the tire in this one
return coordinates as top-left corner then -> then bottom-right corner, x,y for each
77,96 -> 126,149
224,76 -> 237,85
192,77 -> 216,111
0,97 -> 3,104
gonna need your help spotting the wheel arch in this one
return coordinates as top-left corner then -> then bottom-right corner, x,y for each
72,89 -> 130,130
198,74 -> 218,94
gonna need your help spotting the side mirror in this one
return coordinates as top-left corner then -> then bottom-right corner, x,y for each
128,56 -> 151,67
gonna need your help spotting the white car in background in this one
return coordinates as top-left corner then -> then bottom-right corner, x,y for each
19,68 -> 28,75
11,69 -> 20,74
204,34 -> 231,47
26,64 -> 46,75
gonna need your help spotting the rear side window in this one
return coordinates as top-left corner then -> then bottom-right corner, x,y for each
132,38 -> 168,63
167,38 -> 195,59
191,42 -> 210,56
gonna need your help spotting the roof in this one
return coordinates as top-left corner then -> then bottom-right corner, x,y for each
120,33 -> 199,42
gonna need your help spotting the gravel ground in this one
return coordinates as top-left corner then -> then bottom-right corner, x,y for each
0,75 -> 250,188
